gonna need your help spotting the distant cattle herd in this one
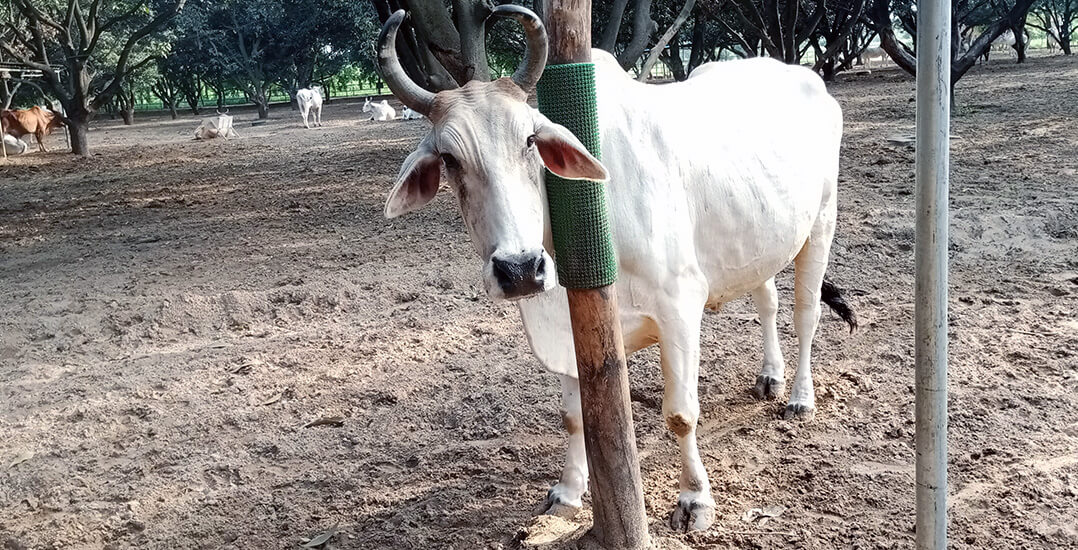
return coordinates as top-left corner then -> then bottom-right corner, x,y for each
1,86 -> 424,153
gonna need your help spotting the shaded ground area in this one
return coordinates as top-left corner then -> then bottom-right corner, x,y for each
1,56 -> 1076,549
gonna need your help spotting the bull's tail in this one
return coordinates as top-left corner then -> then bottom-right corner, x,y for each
821,278 -> 858,334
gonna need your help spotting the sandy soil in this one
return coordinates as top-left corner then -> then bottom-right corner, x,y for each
1,56 -> 1076,550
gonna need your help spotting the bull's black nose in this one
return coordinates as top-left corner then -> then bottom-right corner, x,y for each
492,251 -> 548,298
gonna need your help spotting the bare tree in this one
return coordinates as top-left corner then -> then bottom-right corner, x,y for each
869,0 -> 1037,91
809,0 -> 870,80
0,0 -> 186,155
150,70 -> 181,119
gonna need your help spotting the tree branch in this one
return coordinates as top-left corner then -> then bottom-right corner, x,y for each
638,0 -> 697,81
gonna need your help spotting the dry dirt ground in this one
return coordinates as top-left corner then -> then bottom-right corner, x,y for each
2,56 -> 1076,550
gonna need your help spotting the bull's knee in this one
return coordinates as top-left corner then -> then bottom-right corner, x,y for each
665,412 -> 696,437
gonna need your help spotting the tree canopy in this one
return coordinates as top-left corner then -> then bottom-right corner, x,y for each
2,0 -> 1066,155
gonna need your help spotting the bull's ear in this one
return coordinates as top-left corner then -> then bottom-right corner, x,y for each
385,136 -> 442,218
534,119 -> 609,182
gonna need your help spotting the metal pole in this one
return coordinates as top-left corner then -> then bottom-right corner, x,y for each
914,0 -> 950,546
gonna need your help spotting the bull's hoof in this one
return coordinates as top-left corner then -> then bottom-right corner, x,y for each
784,402 -> 816,420
534,486 -> 583,519
753,375 -> 785,400
669,494 -> 715,532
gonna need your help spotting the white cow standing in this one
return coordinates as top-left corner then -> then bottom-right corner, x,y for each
296,86 -> 324,128
860,46 -> 888,69
363,98 -> 396,121
377,6 -> 856,532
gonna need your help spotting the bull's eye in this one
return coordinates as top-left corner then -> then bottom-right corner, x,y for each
526,134 -> 537,148
440,153 -> 460,171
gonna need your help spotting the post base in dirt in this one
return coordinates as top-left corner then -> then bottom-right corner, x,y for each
567,286 -> 650,549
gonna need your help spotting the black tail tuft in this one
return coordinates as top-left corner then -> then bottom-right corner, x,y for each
821,278 -> 858,334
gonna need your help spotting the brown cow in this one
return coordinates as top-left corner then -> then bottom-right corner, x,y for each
1,106 -> 65,153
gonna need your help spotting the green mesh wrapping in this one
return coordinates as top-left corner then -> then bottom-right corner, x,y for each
536,62 -> 617,289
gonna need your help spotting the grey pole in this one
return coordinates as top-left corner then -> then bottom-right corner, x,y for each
914,0 -> 950,546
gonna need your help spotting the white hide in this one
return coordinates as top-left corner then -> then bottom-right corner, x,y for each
519,50 -> 842,378
2,134 -> 29,155
401,106 -> 424,120
516,51 -> 842,529
388,48 -> 843,532
297,87 -> 324,128
363,98 -> 396,121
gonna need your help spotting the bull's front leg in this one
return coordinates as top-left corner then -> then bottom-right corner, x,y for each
537,374 -> 588,518
36,131 -> 48,153
659,296 -> 715,532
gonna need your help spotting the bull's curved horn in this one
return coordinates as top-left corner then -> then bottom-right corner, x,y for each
489,5 -> 548,92
377,10 -> 435,116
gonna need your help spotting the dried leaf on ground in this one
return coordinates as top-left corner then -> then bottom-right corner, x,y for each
261,392 -> 284,406
9,451 -> 34,468
302,416 -> 346,428
300,524 -> 338,548
742,504 -> 787,524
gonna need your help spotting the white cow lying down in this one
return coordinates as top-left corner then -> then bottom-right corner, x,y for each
3,134 -> 29,155
194,112 -> 238,140
297,86 -> 324,128
378,6 -> 856,532
363,98 -> 396,121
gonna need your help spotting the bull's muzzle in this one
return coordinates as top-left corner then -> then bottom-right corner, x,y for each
491,250 -> 549,299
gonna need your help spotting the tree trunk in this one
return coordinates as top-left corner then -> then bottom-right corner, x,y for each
400,0 -> 461,90
168,102 -> 178,120
1012,21 -> 1028,62
256,97 -> 269,119
617,0 -> 655,69
69,111 -> 91,157
120,92 -> 135,125
598,0 -> 631,52
452,0 -> 492,82
687,15 -> 706,72
662,34 -> 688,80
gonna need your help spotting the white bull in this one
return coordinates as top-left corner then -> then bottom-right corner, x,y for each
296,86 -> 324,128
378,6 -> 855,532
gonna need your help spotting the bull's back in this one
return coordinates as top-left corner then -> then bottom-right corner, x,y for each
593,51 -> 842,302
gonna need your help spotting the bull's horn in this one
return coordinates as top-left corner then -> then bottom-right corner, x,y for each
489,5 -> 547,92
377,10 -> 435,116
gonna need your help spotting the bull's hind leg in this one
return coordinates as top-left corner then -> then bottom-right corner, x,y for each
658,291 -> 715,531
750,278 -> 787,400
786,213 -> 837,419
537,374 -> 588,518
